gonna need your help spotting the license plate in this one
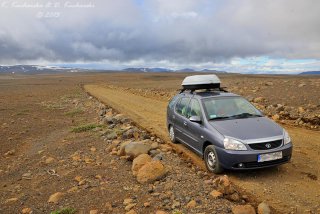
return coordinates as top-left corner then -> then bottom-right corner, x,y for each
258,151 -> 282,162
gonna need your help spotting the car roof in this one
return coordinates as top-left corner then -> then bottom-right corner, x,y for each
179,91 -> 240,99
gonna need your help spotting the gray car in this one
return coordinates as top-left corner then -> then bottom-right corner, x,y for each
166,75 -> 293,173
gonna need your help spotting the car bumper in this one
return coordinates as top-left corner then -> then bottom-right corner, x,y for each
215,143 -> 293,170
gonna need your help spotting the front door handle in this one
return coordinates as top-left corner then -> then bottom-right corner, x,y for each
183,121 -> 187,126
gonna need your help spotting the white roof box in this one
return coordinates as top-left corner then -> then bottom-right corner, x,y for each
182,74 -> 221,90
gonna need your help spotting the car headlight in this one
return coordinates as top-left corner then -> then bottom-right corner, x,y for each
223,138 -> 247,150
283,129 -> 291,145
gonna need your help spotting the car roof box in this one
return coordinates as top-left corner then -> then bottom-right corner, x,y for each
182,74 -> 221,90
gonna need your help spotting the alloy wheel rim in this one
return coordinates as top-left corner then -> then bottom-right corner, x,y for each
207,151 -> 216,168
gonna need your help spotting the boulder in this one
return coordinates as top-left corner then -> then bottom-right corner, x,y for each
132,154 -> 152,176
232,205 -> 256,214
213,175 -> 236,195
124,140 -> 152,159
118,141 -> 131,156
136,160 -> 167,183
102,116 -> 117,125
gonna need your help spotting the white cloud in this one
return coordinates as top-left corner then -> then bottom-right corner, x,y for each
0,0 -> 319,73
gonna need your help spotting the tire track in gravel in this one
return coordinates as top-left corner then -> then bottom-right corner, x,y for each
84,84 -> 320,214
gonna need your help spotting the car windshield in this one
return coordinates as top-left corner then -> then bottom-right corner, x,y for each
202,96 -> 263,120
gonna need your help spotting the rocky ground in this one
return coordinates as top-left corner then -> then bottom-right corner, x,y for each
0,75 -> 266,214
106,75 -> 320,131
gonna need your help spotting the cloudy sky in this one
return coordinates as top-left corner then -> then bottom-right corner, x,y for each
0,0 -> 320,73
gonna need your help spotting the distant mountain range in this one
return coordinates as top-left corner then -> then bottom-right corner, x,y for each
299,71 -> 320,75
0,65 -> 227,74
0,65 -> 80,73
122,67 -> 227,73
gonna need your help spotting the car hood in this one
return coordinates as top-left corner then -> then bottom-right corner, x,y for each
209,117 -> 283,141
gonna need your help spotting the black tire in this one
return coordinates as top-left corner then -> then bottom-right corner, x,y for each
168,125 -> 178,144
204,145 -> 224,174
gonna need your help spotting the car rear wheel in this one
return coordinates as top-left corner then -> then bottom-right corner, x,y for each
204,145 -> 223,174
169,125 -> 178,144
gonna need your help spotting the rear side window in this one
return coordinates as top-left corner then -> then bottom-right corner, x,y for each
187,99 -> 202,118
168,96 -> 179,109
175,97 -> 190,117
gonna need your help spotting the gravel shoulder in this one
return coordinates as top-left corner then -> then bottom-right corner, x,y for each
84,83 -> 320,214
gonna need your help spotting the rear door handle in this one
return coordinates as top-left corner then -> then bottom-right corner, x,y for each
183,121 -> 187,126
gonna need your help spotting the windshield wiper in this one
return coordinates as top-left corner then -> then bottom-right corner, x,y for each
209,116 -> 232,121
231,113 -> 262,118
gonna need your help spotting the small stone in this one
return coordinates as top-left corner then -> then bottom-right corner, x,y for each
298,107 -> 305,113
126,210 -> 137,214
151,142 -> 159,149
153,153 -> 163,161
210,190 -> 223,199
22,172 -> 32,180
253,97 -> 265,103
160,144 -> 172,152
258,202 -> 271,214
90,147 -> 97,152
45,157 -> 55,164
186,199 -> 197,208
265,82 -> 273,86
21,207 -> 32,214
143,202 -> 151,207
298,83 -> 306,88
125,203 -> 136,211
48,192 -> 64,204
67,186 -> 79,193
78,179 -> 86,186
105,202 -> 113,211
5,197 -> 18,203
228,192 -> 241,202
155,211 -> 168,214
123,198 -> 134,206
272,114 -> 280,121
74,175 -> 82,182
89,210 -> 98,214
232,205 -> 256,214
4,149 -> 15,156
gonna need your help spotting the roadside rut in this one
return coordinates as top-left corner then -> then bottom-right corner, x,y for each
84,84 -> 320,214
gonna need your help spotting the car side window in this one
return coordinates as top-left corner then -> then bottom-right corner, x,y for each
187,99 -> 202,118
168,96 -> 179,109
175,97 -> 190,117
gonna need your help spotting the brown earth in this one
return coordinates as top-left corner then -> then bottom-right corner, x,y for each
1,72 -> 320,214
0,73 -> 252,214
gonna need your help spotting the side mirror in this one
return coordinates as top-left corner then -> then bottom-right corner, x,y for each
189,116 -> 201,123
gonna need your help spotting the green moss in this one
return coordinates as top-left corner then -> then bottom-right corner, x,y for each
50,207 -> 76,214
71,124 -> 102,133
65,108 -> 84,117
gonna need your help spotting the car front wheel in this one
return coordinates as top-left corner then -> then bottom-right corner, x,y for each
204,145 -> 223,174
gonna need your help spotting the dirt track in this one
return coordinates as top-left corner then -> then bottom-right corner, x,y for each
84,84 -> 320,214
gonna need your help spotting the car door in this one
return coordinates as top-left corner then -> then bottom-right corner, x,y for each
174,96 -> 191,143
184,98 -> 204,153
